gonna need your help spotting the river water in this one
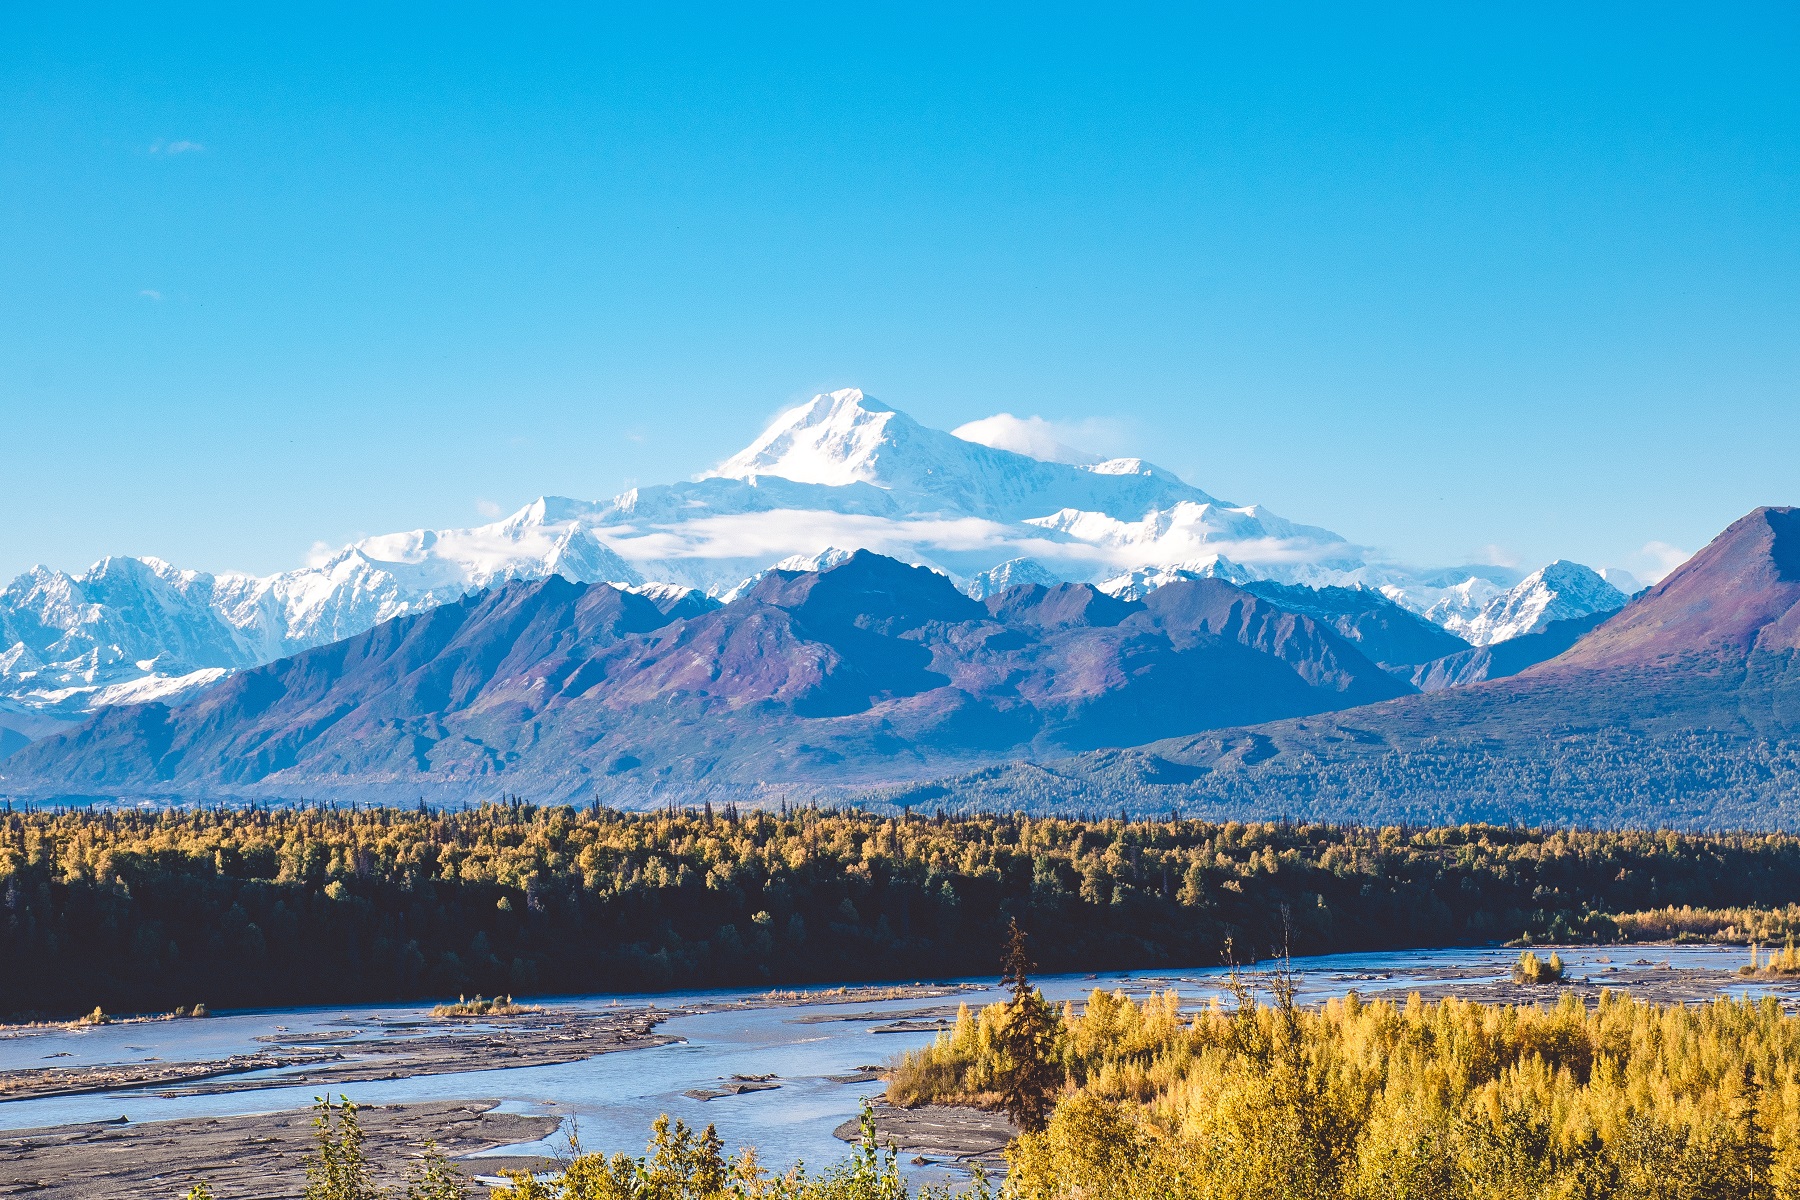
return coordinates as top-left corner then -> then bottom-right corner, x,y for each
0,944 -> 1770,1176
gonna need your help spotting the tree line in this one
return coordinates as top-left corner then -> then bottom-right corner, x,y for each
884,728 -> 1800,831
7,800 -> 1800,1016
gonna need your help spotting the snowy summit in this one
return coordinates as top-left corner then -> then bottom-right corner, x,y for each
0,389 -> 1628,718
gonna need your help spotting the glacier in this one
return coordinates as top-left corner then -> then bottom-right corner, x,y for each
0,387 -> 1628,719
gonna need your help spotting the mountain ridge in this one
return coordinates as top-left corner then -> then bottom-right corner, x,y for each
0,388 -> 1635,722
876,507 -> 1800,830
0,551 -> 1413,803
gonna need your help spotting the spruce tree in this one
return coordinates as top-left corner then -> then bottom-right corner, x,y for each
995,919 -> 1061,1133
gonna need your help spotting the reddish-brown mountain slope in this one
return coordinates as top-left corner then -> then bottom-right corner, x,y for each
1545,506 -> 1800,671
0,552 -> 1409,803
899,507 -> 1800,829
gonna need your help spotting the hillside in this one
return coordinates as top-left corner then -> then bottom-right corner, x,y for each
879,507 -> 1800,830
0,552 -> 1411,804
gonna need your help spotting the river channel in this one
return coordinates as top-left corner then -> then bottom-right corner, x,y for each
0,944 -> 1780,1178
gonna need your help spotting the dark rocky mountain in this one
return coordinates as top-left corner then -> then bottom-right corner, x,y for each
1404,609 -> 1612,691
0,708 -> 72,762
0,723 -> 30,760
1234,575 -> 1592,693
1,551 -> 1411,803
1237,579 -> 1471,668
883,508 -> 1800,831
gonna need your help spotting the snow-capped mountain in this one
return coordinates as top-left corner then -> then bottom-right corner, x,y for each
0,505 -> 640,716
0,557 -> 259,716
966,558 -> 1066,601
1096,559 -> 1254,601
0,387 -> 1628,719
1435,561 -> 1628,646
708,390 -> 1209,521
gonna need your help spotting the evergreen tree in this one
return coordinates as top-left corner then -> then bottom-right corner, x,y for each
995,919 -> 1061,1133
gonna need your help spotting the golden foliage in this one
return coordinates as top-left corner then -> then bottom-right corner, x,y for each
489,1106 -> 982,1200
1741,938 -> 1800,978
1610,904 -> 1800,945
1511,950 -> 1564,984
14,800 -> 1800,1015
429,993 -> 537,1017
896,984 -> 1800,1198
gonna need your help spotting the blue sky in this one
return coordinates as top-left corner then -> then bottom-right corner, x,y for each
3,4 -> 1796,585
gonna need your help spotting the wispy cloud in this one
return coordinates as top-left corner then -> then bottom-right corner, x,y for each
950,413 -> 1139,466
305,540 -> 339,568
590,508 -> 1352,588
138,289 -> 163,301
951,414 -> 1103,465
1636,540 -> 1691,582
598,511 -> 1046,563
149,139 -> 204,155
475,498 -> 504,519
1480,544 -> 1520,568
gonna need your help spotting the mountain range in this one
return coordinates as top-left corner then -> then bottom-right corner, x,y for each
1,552 -> 1420,802
0,389 -> 1630,733
2,480 -> 1787,823
877,507 -> 1800,831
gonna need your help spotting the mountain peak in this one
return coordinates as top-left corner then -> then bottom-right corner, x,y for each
1549,505 -> 1800,670
705,389 -> 904,487
1086,457 -> 1181,482
1433,558 -> 1625,646
1,385 -> 1599,724
2,549 -> 1413,799
699,390 -> 1224,533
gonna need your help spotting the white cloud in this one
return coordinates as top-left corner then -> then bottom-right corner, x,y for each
305,540 -> 339,568
1636,540 -> 1691,583
951,414 -> 1103,465
139,289 -> 162,301
475,498 -> 504,519
150,140 -> 204,155
1597,566 -> 1645,594
599,510 -> 1062,563
589,505 -> 1353,588
1480,543 -> 1520,568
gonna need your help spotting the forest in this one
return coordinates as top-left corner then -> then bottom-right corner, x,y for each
883,728 -> 1800,831
890,981 -> 1800,1198
9,801 -> 1800,1016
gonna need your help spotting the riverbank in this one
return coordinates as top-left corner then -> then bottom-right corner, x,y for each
1,951 -> 1791,1197
1309,952 -> 1800,1008
0,984 -> 975,1106
834,1103 -> 1014,1173
0,1099 -> 556,1199
0,1006 -> 670,1104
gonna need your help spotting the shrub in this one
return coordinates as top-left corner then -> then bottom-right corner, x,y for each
304,1096 -> 379,1200
430,994 -> 538,1018
1510,949 -> 1564,984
